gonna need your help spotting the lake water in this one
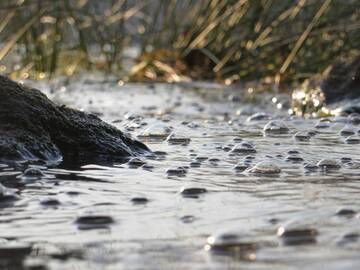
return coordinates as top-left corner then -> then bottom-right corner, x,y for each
1,76 -> 360,269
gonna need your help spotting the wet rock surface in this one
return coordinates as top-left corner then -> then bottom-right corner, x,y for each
0,76 -> 150,165
321,57 -> 360,104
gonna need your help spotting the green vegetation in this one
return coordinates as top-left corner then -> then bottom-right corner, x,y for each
0,0 -> 359,84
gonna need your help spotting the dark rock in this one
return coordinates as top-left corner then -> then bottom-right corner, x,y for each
0,76 -> 150,164
321,57 -> 360,104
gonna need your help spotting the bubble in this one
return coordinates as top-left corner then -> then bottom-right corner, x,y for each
315,121 -> 330,129
166,167 -> 187,177
138,123 -> 172,140
317,159 -> 341,171
75,214 -> 114,230
294,131 -> 311,141
336,209 -> 356,217
246,161 -> 281,175
23,167 -> 44,177
131,197 -> 149,205
40,197 -> 61,207
180,187 -> 207,198
285,154 -> 304,163
0,183 -> 19,202
127,157 -> 146,168
233,163 -> 249,172
277,225 -> 318,246
190,161 -> 201,168
205,230 -> 257,260
303,163 -> 319,171
180,215 -> 195,223
166,133 -> 191,145
247,112 -> 272,122
344,135 -> 360,144
340,126 -> 356,136
263,120 -> 289,134
231,142 -> 256,154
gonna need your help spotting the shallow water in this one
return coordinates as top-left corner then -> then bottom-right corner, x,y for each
2,77 -> 360,269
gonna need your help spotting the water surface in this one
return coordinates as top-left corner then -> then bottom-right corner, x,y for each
1,77 -> 360,269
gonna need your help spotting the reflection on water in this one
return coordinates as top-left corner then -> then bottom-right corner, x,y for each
1,77 -> 360,269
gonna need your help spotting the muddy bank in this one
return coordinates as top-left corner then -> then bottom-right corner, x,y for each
0,76 -> 150,164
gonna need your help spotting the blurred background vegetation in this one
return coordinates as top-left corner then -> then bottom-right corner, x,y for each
0,0 -> 359,85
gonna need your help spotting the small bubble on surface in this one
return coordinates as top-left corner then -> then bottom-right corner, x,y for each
247,112 -> 272,122
344,135 -> 360,144
205,230 -> 257,260
138,123 -> 172,140
166,133 -> 191,145
180,215 -> 195,223
75,214 -> 114,230
294,131 -> 311,141
23,167 -> 44,177
263,120 -> 289,134
131,197 -> 149,205
166,167 -> 187,177
127,158 -> 146,168
340,126 -> 356,136
336,209 -> 356,217
246,161 -> 281,175
40,197 -> 61,207
317,159 -> 341,171
277,225 -> 318,246
180,187 -> 207,198
233,163 -> 249,172
231,142 -> 256,154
